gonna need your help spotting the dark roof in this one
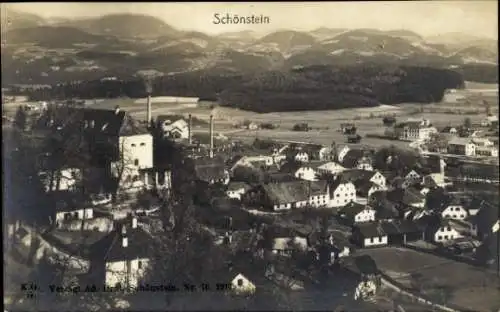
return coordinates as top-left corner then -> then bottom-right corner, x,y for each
340,149 -> 367,168
227,182 -> 251,192
380,220 -> 421,235
265,172 -> 300,183
262,180 -> 327,204
387,187 -> 425,206
87,224 -> 153,262
440,126 -> 457,133
337,169 -> 375,183
354,180 -> 377,197
340,202 -> 372,219
474,199 -> 499,234
394,121 -> 422,129
193,157 -> 227,182
51,190 -> 88,213
355,222 -> 386,238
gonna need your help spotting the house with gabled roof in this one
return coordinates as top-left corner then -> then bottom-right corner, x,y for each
226,182 -> 251,200
436,196 -> 469,221
50,191 -> 94,229
192,157 -> 230,185
156,115 -> 189,139
339,149 -> 373,171
243,180 -> 329,211
85,216 -> 153,289
316,161 -> 346,176
338,202 -> 376,225
328,178 -> 356,208
380,220 -> 423,245
427,220 -> 464,244
352,222 -> 388,248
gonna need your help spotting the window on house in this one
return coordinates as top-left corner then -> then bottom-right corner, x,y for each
443,214 -> 449,218
131,143 -> 136,147
132,175 -> 139,182
138,261 -> 142,269
237,279 -> 244,287
140,143 -> 145,146
336,194 -> 340,197
438,236 -> 442,240
64,213 -> 71,220
134,159 -> 139,166
447,226 -> 451,231
444,235 -> 449,240
452,215 -> 456,219
459,215 -> 464,219
370,238 -> 374,243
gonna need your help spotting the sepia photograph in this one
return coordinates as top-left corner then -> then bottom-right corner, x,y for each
2,1 -> 499,311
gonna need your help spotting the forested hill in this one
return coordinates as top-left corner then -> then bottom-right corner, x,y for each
218,65 -> 464,112
14,65 -> 464,113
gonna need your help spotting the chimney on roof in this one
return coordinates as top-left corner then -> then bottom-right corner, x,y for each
209,115 -> 214,158
115,105 -> 120,115
146,94 -> 152,124
188,114 -> 193,145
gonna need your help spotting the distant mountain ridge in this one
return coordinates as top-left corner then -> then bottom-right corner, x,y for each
2,9 -> 498,85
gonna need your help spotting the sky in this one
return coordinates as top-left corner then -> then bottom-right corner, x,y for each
4,1 -> 498,39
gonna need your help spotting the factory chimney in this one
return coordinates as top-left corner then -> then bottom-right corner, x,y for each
209,115 -> 214,158
146,94 -> 152,124
188,114 -> 193,145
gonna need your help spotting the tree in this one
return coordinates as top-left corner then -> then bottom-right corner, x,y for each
427,133 -> 449,152
463,117 -> 472,129
382,116 -> 396,127
13,105 -> 28,132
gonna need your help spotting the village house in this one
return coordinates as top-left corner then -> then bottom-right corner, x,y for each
243,180 -> 329,211
380,220 -> 423,245
338,169 -> 387,188
475,145 -> 499,157
369,193 -> 400,221
339,148 -> 374,171
50,191 -> 94,228
447,137 -> 477,156
289,150 -> 310,163
386,187 -> 426,210
262,227 -> 309,256
300,144 -> 332,161
316,161 -> 346,176
472,199 -> 499,240
401,167 -> 427,188
440,126 -> 458,136
192,157 -> 230,185
226,182 -> 251,200
229,272 -> 257,294
445,162 -> 500,183
393,120 -> 437,141
290,161 -> 331,181
438,197 -> 469,221
354,180 -> 385,200
351,222 -> 388,248
338,202 -> 376,225
86,216 -> 153,289
157,115 -> 189,139
230,155 -> 275,173
427,220 -> 463,244
328,179 -> 356,208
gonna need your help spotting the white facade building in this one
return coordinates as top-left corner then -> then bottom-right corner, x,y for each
329,182 -> 356,207
294,166 -> 318,181
317,162 -> 346,176
433,224 -> 463,243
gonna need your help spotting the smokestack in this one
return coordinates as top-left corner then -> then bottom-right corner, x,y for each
209,115 -> 214,158
146,94 -> 152,124
188,114 -> 192,145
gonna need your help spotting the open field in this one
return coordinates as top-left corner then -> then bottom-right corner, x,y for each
3,79 -> 497,150
359,247 -> 500,312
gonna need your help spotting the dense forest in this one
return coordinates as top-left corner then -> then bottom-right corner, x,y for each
7,64 -> 466,113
